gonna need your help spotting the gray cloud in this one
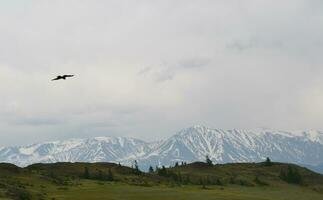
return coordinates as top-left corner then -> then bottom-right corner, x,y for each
13,117 -> 63,126
138,67 -> 153,75
0,0 -> 323,146
178,58 -> 210,69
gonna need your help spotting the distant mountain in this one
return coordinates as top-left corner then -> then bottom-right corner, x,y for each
303,163 -> 323,175
138,126 -> 323,170
0,137 -> 152,167
314,164 -> 323,174
1,125 -> 323,172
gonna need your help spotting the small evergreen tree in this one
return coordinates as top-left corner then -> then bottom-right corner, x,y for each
149,166 -> 154,173
264,157 -> 272,166
158,166 -> 167,177
175,162 -> 179,167
133,160 -> 141,175
206,155 -> 213,166
134,160 -> 139,169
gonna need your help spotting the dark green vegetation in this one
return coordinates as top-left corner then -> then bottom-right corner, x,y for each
0,161 -> 323,200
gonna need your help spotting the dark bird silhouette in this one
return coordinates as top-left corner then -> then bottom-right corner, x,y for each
52,75 -> 74,81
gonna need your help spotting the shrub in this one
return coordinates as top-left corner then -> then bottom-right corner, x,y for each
254,176 -> 269,186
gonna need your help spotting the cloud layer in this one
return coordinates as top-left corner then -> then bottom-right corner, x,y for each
0,0 -> 323,145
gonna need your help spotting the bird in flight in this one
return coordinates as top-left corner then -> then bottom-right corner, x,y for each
52,75 -> 75,81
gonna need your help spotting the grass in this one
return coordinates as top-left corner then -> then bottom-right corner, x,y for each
0,162 -> 322,199
40,182 -> 323,200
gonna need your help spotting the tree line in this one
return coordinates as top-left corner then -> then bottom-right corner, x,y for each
81,156 -> 303,186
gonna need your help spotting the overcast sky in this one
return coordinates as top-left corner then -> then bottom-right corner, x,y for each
1,0 -> 323,146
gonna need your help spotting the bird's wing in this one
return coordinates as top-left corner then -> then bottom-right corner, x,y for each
62,75 -> 74,79
52,77 -> 60,81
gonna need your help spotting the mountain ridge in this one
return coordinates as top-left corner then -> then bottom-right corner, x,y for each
1,125 -> 323,173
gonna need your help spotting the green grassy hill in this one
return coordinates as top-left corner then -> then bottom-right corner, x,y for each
0,161 -> 322,200
167,162 -> 323,186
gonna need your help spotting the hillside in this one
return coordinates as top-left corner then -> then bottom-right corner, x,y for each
1,126 -> 323,172
168,162 -> 323,186
0,161 -> 323,200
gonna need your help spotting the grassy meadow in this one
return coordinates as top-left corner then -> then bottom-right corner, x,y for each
0,162 -> 322,200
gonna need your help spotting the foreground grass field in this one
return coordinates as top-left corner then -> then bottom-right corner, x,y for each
29,181 -> 323,200
0,162 -> 323,199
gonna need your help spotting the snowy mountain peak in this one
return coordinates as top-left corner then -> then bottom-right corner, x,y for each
142,126 -> 323,168
0,126 -> 323,170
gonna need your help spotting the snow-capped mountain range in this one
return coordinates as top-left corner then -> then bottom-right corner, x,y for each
1,125 -> 323,172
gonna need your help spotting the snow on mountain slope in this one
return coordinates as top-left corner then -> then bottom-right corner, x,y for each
0,137 -> 150,167
0,126 -> 323,170
138,126 -> 323,169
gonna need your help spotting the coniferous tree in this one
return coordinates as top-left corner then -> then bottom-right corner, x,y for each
175,162 -> 179,167
134,160 -> 141,175
206,155 -> 213,166
134,160 -> 138,170
149,166 -> 154,173
158,166 -> 167,177
264,157 -> 272,166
